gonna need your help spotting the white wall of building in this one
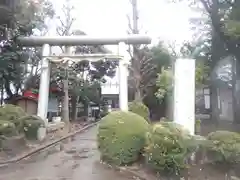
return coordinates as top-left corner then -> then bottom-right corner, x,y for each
101,67 -> 120,95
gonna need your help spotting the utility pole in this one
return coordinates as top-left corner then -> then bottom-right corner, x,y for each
131,0 -> 139,34
130,0 -> 141,101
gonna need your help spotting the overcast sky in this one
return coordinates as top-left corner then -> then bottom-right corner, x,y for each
48,0 -> 199,83
49,0 -> 199,46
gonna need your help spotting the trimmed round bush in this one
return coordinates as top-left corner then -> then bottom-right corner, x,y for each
23,118 -> 45,140
97,111 -> 149,165
206,131 -> 240,164
160,117 -> 171,122
145,122 -> 196,175
0,120 -> 18,137
128,101 -> 149,120
19,115 -> 45,123
159,122 -> 191,138
0,104 -> 26,132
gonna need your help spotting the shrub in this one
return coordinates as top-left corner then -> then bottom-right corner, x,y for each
19,115 -> 45,123
97,111 -> 149,165
0,121 -> 18,137
160,117 -> 171,122
145,122 -> 197,175
206,131 -> 240,165
100,106 -> 109,118
128,101 -> 149,120
0,104 -> 26,132
23,118 -> 45,140
195,119 -> 201,134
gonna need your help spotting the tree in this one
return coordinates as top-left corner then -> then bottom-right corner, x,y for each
55,0 -> 74,124
173,0 -> 240,122
126,1 -> 173,105
125,42 -> 172,120
155,67 -> 173,103
0,0 -> 54,103
54,0 -> 118,121
153,39 -> 210,120
127,0 -> 154,101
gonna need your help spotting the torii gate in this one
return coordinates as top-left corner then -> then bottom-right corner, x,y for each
17,35 -> 152,124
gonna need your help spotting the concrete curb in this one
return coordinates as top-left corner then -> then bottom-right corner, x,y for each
0,122 -> 98,166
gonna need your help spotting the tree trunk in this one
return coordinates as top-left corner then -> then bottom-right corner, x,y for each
166,94 -> 174,120
1,82 -> 3,106
134,87 -> 141,102
61,46 -> 70,129
232,57 -> 240,124
209,84 -> 220,123
83,103 -> 88,117
71,95 -> 78,121
207,0 -> 240,123
62,78 -> 69,124
4,79 -> 13,98
210,28 -> 223,123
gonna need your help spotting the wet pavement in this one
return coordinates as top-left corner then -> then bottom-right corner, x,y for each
0,125 -> 135,180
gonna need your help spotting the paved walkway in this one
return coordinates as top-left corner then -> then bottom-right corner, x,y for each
0,125 -> 134,180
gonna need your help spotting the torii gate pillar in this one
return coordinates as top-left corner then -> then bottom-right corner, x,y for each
37,44 -> 51,125
118,42 -> 129,111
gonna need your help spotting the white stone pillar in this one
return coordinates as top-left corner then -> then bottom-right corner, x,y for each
37,44 -> 51,125
173,58 -> 195,135
118,42 -> 128,111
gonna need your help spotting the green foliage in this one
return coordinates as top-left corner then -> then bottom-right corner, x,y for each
16,0 -> 55,33
195,119 -> 201,133
0,104 -> 26,132
160,117 -> 172,122
225,20 -> 240,38
141,43 -> 172,114
0,108 -> 45,140
0,121 -> 18,137
18,115 -> 45,122
195,62 -> 210,87
159,122 -> 192,139
206,131 -> 240,164
100,106 -> 109,118
145,122 -> 197,175
0,104 -> 26,120
155,67 -> 173,102
155,61 -> 209,101
128,101 -> 150,120
224,1 -> 240,38
0,0 -> 55,98
97,111 -> 149,165
23,118 -> 45,140
77,81 -> 102,105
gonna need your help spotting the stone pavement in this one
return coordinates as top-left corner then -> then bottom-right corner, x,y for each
0,125 -> 134,180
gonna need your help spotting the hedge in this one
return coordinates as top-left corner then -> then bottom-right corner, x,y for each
97,111 -> 149,165
128,101 -> 149,121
